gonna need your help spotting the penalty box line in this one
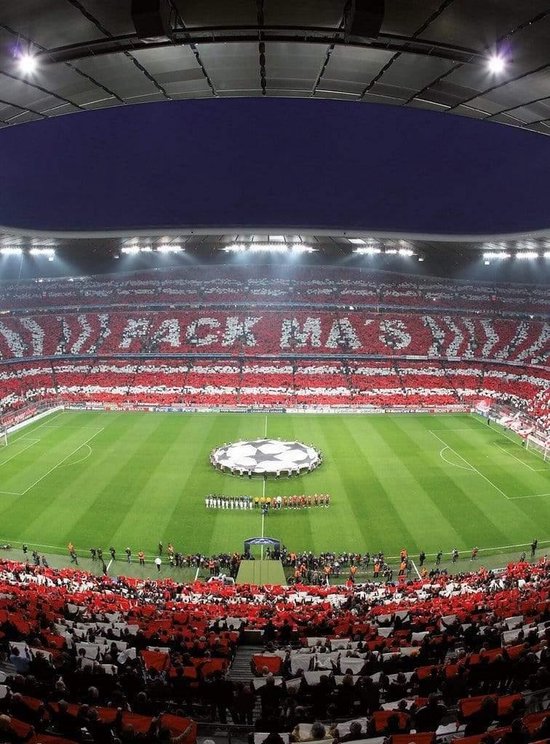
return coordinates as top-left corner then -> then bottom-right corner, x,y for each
0,428 -> 104,497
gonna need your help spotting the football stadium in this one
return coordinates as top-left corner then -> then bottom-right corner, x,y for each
0,3 -> 549,744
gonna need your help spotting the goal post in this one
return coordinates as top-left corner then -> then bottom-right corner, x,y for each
0,428 -> 7,447
526,435 -> 550,462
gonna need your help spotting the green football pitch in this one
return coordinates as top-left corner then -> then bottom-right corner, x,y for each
0,410 -> 548,563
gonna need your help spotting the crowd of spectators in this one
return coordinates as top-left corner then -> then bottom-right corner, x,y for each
0,557 -> 548,744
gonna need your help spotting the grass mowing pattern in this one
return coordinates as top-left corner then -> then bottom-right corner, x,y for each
0,410 -> 548,559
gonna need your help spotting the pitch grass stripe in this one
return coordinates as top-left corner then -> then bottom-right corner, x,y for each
494,442 -> 545,474
365,417 -> 467,551
429,423 -> 547,538
393,418 -> 511,550
68,417 -> 174,550
0,438 -> 40,468
374,418 -> 471,551
340,417 -> 419,552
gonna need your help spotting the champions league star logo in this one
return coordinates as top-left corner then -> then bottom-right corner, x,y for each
210,439 -> 322,476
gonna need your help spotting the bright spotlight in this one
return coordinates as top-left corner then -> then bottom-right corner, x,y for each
18,53 -> 38,75
29,247 -> 55,257
157,244 -> 183,254
0,247 -> 23,256
487,54 -> 506,74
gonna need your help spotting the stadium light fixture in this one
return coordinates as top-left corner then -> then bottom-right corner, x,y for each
157,244 -> 183,253
483,251 -> 510,260
0,247 -> 23,256
398,247 -> 415,257
515,251 -> 539,260
354,246 -> 381,255
223,243 -> 246,253
385,248 -> 398,255
140,246 -> 153,252
248,243 -> 290,253
29,247 -> 55,257
487,54 -> 506,74
544,251 -> 550,259
121,246 -> 141,255
18,52 -> 38,75
268,235 -> 285,242
290,244 -> 315,254
223,242 -> 314,254
348,238 -> 366,245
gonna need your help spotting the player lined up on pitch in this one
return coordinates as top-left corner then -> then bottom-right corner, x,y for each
205,493 -> 331,509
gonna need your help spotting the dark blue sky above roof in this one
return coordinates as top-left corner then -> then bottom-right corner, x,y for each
1,98 -> 550,235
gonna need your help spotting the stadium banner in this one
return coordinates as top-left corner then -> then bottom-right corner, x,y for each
65,401 -> 470,415
2,401 -> 64,434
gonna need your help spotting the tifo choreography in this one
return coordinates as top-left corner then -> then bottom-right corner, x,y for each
205,493 -> 331,509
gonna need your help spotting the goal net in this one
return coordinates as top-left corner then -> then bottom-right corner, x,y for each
526,435 -> 550,462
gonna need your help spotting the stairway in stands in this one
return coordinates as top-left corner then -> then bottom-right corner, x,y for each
227,644 -> 263,682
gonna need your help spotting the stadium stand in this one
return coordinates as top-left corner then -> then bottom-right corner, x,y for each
0,557 -> 548,742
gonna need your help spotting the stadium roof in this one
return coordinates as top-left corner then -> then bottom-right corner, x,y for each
1,0 -> 550,135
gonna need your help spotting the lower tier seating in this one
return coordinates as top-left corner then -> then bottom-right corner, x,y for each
1,359 -> 548,423
0,559 -> 548,744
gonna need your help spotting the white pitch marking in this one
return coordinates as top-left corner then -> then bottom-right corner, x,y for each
494,442 -> 547,473
264,415 -> 268,438
16,428 -> 104,495
429,430 -> 509,500
57,443 -> 93,469
0,439 -> 40,467
411,559 -> 421,580
106,558 -> 113,573
507,493 -> 550,500
438,446 -> 474,471
7,411 -> 64,445
194,566 -> 200,581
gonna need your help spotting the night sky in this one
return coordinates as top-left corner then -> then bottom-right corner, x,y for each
1,98 -> 550,235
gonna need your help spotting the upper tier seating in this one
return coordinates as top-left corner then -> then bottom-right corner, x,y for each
0,267 -> 549,315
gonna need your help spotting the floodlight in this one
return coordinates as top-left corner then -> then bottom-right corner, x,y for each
348,238 -> 366,245
398,248 -> 415,257
29,247 -> 55,257
291,244 -> 315,254
544,252 -> 550,259
487,54 -> 506,74
516,251 -> 538,260
0,247 -> 23,256
121,246 -> 140,255
223,244 -> 247,252
385,248 -> 398,255
483,251 -> 510,260
18,53 -> 38,75
157,244 -> 183,253
354,246 -> 381,255
140,246 -> 153,252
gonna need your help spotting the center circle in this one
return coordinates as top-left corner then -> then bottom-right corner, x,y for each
210,438 -> 322,476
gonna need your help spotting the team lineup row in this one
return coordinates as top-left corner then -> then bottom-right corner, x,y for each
204,494 -> 331,509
